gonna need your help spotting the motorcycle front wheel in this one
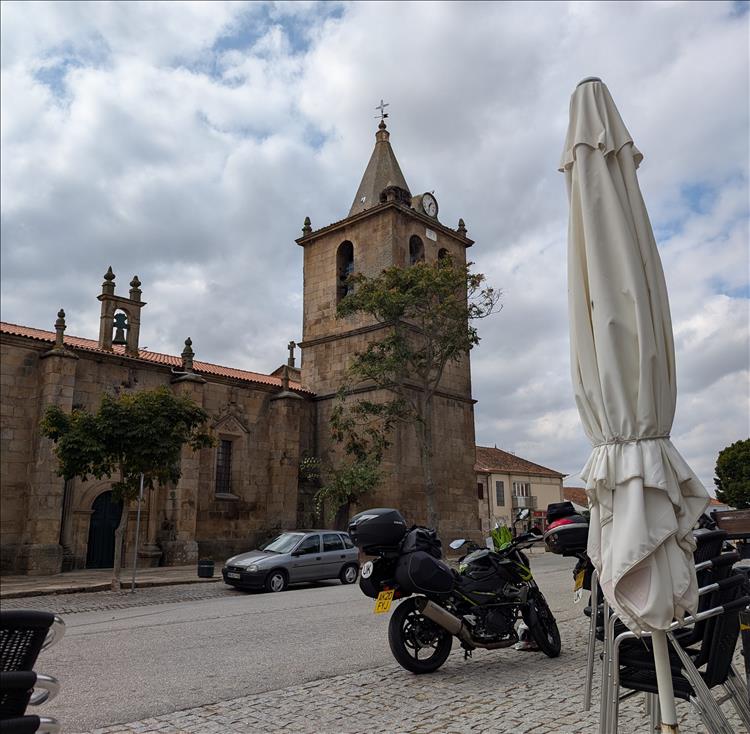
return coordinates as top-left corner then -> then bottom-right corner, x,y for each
523,591 -> 561,658
387,597 -> 453,674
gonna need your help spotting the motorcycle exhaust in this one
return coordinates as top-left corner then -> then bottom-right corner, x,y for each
415,598 -> 517,650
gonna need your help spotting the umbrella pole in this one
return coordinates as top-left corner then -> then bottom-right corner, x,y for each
652,630 -> 679,733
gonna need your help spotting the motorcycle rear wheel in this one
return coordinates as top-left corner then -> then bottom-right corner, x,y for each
523,591 -> 561,658
387,597 -> 453,674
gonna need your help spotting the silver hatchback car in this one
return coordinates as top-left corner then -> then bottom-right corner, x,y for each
222,530 -> 360,592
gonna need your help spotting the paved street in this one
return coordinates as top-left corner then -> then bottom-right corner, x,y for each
7,554 -> 745,733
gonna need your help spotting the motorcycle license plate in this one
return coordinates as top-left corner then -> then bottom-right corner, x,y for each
574,569 -> 585,591
574,569 -> 585,604
374,590 -> 394,614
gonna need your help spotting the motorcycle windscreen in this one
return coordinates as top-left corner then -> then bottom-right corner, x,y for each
395,551 -> 454,595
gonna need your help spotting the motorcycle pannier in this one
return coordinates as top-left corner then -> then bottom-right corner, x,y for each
348,508 -> 408,554
395,551 -> 454,595
399,527 -> 442,559
359,559 -> 402,599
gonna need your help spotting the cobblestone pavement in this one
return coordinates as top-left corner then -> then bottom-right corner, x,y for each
70,611 -> 744,734
1,581 -> 238,614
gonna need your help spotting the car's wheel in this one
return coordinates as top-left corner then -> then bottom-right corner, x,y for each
339,564 -> 359,585
387,597 -> 453,674
264,569 -> 288,593
523,590 -> 561,658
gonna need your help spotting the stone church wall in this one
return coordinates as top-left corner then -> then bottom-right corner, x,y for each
0,335 -> 315,575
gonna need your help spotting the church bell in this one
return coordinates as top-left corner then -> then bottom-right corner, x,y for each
112,312 -> 129,345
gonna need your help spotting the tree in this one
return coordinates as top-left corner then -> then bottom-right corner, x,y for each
335,258 -> 500,530
714,438 -> 750,509
40,387 -> 214,589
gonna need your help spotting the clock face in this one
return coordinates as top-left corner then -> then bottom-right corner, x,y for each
422,193 -> 438,217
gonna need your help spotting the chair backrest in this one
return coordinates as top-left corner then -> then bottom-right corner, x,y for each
695,573 -> 747,683
693,529 -> 728,564
683,550 -> 742,649
0,612 -> 56,673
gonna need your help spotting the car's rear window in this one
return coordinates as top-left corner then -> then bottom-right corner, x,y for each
340,534 -> 354,549
323,533 -> 344,551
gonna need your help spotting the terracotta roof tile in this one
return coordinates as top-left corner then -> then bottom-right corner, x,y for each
0,322 -> 312,395
563,487 -> 589,508
474,446 -> 564,478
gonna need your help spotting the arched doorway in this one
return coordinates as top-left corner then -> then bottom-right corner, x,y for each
86,491 -> 123,568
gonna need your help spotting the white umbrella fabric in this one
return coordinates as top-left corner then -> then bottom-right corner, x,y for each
560,78 -> 710,729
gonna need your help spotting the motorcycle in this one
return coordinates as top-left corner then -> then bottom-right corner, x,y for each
348,507 -> 561,674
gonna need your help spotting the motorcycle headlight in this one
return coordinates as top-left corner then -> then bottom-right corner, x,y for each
246,564 -> 259,573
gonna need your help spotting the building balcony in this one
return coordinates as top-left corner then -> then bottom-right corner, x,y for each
512,495 -> 538,510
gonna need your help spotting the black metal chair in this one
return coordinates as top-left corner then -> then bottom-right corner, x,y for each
0,612 -> 64,733
0,716 -> 60,734
609,574 -> 750,733
0,612 -> 64,673
0,672 -> 59,719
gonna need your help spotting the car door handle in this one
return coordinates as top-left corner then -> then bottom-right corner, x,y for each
316,557 -> 321,560
340,555 -> 345,558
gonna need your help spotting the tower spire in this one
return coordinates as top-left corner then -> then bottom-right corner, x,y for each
348,103 -> 410,217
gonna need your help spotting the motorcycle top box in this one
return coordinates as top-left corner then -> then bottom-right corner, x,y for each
348,508 -> 408,554
543,514 -> 589,556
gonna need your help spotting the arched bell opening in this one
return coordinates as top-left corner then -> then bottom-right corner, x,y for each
409,235 -> 425,266
336,241 -> 355,303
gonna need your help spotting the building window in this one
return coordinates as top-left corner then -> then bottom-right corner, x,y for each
495,480 -> 505,506
477,482 -> 484,500
215,439 -> 233,494
337,241 -> 354,302
512,481 -> 531,498
409,235 -> 425,265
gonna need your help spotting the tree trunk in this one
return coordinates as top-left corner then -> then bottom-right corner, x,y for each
111,499 -> 130,591
419,394 -> 439,532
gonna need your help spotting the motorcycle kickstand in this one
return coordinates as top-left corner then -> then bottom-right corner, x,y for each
461,644 -> 473,661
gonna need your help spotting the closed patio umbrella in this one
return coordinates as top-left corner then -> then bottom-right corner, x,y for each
560,78 -> 710,731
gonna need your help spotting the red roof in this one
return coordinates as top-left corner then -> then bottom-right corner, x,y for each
0,322 -> 311,394
475,446 -> 563,478
563,487 -> 589,508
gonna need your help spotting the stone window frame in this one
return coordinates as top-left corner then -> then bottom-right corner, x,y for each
211,414 -> 249,501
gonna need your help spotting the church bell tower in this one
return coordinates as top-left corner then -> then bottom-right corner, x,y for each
296,115 -> 480,537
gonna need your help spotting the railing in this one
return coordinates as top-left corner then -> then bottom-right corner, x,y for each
511,495 -> 537,509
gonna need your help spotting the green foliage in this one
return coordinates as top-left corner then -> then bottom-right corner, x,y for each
298,454 -> 322,485
714,438 -> 750,509
491,524 -> 513,551
40,387 -> 214,502
331,258 -> 499,529
337,259 -> 499,399
314,456 -> 383,524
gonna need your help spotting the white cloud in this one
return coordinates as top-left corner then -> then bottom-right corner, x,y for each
1,0 -> 747,494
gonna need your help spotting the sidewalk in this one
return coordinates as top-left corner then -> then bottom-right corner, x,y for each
0,564 -> 221,599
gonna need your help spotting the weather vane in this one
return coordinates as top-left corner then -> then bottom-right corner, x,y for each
375,99 -> 389,121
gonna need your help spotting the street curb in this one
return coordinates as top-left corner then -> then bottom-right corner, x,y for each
0,576 -> 222,600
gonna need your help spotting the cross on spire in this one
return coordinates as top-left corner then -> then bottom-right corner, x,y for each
375,99 -> 389,121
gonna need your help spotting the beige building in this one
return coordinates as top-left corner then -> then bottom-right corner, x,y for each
1,120 -> 483,575
475,446 -> 564,533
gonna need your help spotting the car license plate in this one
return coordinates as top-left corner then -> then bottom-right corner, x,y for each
374,590 -> 394,614
227,572 -> 241,579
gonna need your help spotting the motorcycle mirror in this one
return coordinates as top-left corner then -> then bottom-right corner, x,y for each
449,539 -> 466,550
516,508 -> 530,521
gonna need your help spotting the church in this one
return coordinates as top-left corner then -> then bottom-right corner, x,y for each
0,120 -> 486,576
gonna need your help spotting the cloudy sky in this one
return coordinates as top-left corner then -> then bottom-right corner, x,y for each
2,1 -> 748,492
